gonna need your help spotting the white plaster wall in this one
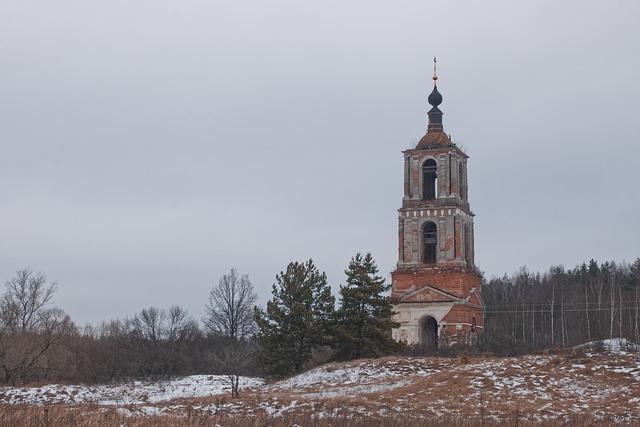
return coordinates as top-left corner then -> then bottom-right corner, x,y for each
391,302 -> 455,345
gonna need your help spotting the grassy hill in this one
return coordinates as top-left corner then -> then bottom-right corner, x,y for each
1,339 -> 638,426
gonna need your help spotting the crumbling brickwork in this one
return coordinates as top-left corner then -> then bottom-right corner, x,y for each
391,77 -> 485,348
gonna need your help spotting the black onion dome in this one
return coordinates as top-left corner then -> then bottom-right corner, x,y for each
428,85 -> 443,107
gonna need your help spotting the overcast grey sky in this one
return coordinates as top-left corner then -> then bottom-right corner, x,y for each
1,1 -> 639,326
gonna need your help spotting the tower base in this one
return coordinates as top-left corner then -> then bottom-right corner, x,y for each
391,267 -> 484,347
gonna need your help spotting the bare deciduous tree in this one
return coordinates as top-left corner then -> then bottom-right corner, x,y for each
203,268 -> 258,340
210,340 -> 256,398
166,305 -> 199,342
0,269 -> 74,385
204,270 -> 258,396
126,306 -> 166,342
121,305 -> 202,378
2,269 -> 57,333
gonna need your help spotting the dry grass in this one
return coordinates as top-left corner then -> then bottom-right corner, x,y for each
3,351 -> 640,426
0,404 -> 619,427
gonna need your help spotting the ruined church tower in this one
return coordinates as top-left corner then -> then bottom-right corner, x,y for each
391,62 -> 484,348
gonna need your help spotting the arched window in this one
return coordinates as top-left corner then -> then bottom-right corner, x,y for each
422,159 -> 437,200
423,222 -> 437,264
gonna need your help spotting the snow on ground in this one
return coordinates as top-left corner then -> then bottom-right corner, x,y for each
265,357 -> 439,398
0,375 -> 263,406
1,339 -> 639,423
575,337 -> 640,354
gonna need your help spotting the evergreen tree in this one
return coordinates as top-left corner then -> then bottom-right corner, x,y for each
254,259 -> 334,377
332,252 -> 401,361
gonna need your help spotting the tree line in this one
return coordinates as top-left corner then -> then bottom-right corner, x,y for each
1,256 -> 638,387
0,253 -> 399,387
481,258 -> 640,354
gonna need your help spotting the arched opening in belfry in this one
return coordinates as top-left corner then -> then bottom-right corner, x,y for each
422,159 -> 437,200
458,165 -> 466,200
420,316 -> 438,349
464,224 -> 471,266
423,221 -> 437,264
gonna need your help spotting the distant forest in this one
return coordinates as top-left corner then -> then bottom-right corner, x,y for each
0,257 -> 638,386
482,258 -> 640,354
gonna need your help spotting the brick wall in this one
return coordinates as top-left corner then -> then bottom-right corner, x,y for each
392,267 -> 482,299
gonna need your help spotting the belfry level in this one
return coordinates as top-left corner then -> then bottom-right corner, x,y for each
391,64 -> 484,348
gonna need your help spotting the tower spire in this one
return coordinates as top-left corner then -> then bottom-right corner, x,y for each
433,56 -> 438,86
427,57 -> 443,131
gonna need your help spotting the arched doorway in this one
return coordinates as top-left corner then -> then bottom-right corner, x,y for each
420,316 -> 438,349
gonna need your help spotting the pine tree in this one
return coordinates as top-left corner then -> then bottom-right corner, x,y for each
332,252 -> 401,361
254,259 -> 334,377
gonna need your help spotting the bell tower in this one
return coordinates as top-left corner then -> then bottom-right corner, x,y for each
391,60 -> 484,348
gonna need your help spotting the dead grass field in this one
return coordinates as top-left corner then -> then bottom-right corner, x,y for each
1,345 -> 639,426
0,404 -> 612,427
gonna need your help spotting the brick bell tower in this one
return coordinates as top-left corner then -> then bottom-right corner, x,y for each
391,60 -> 484,348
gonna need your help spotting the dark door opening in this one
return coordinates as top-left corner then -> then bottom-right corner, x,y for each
420,316 -> 438,349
